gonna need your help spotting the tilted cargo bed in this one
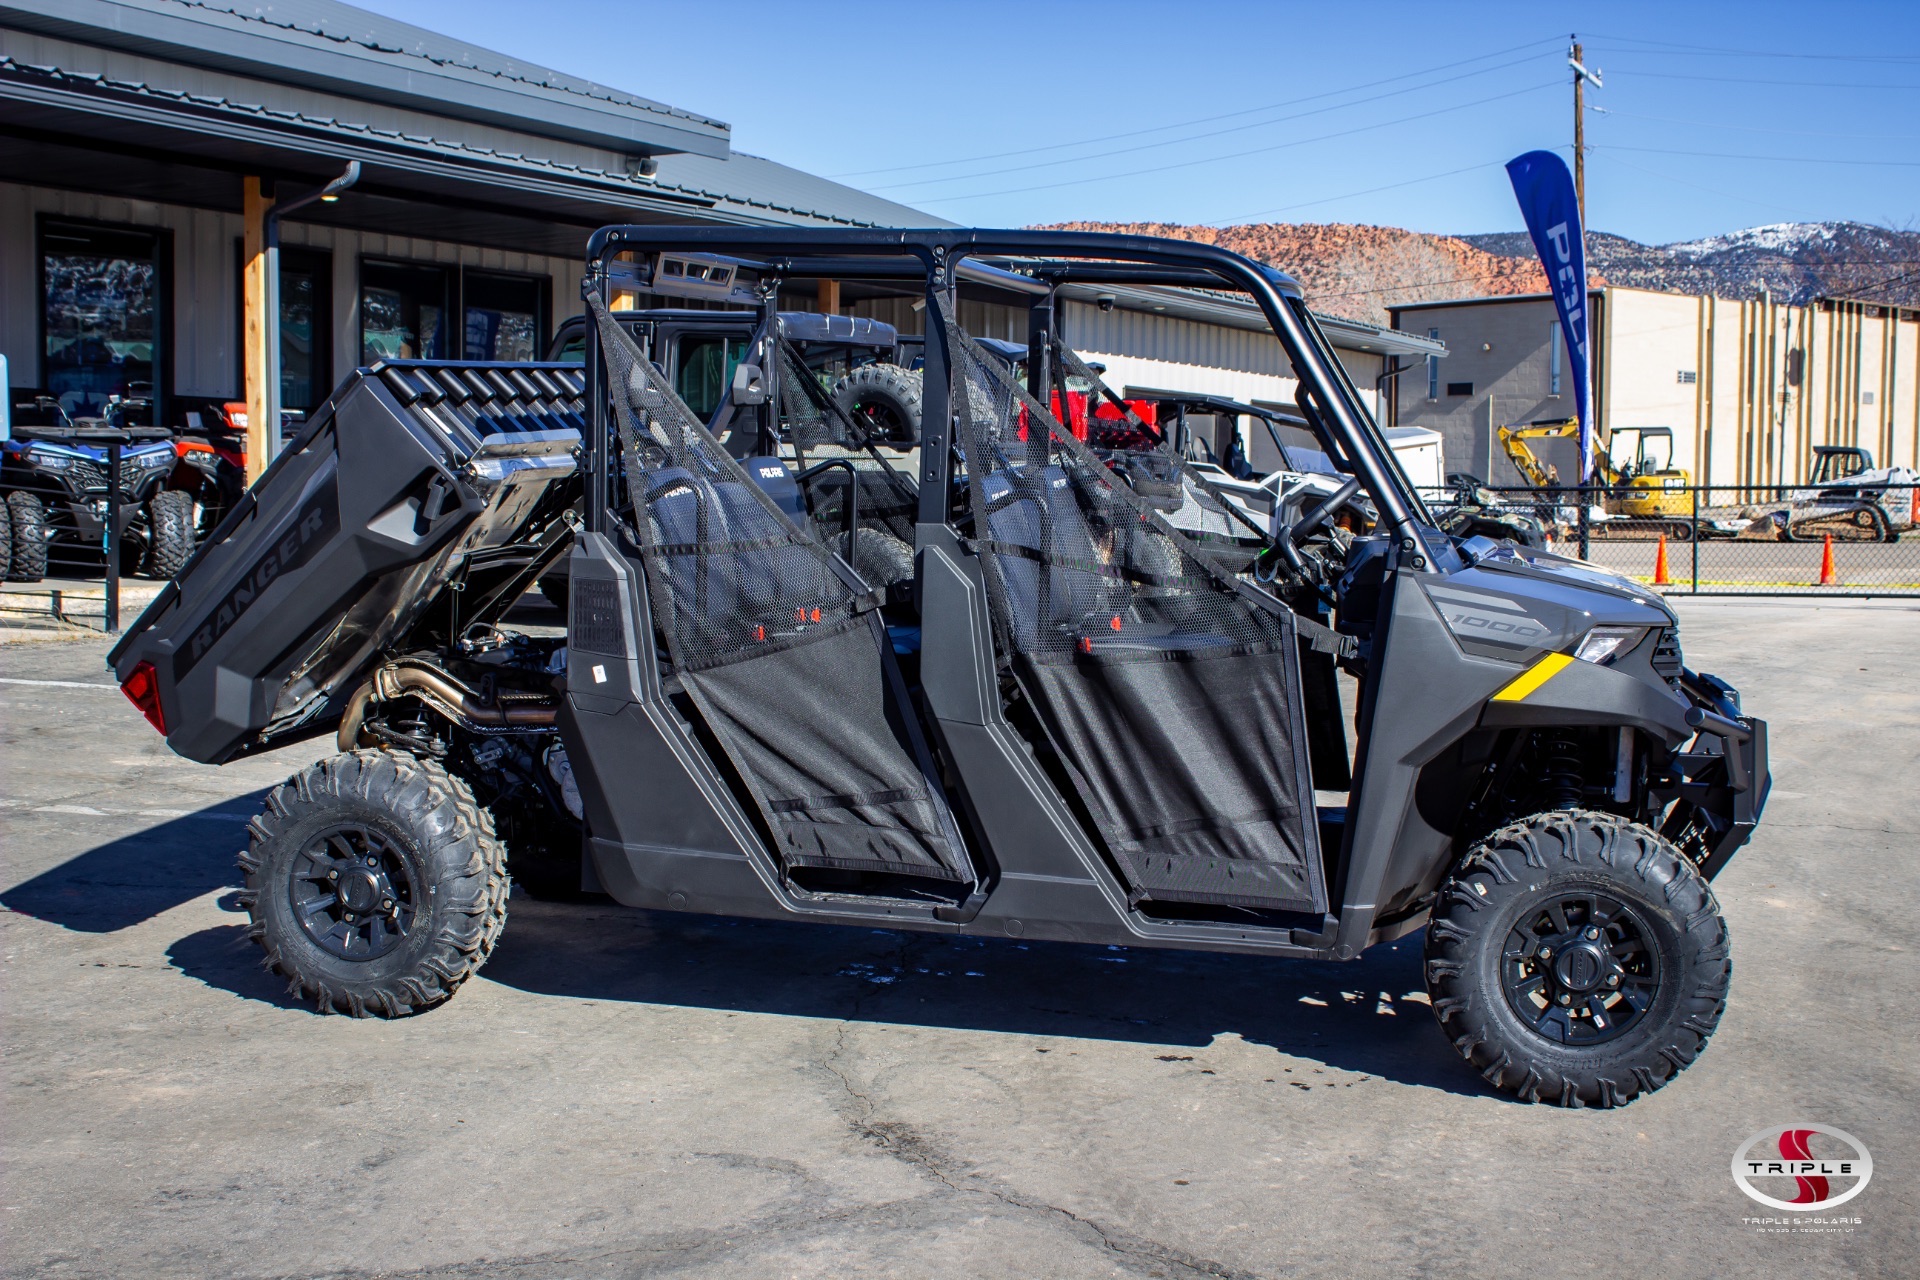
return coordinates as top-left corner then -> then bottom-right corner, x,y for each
109,362 -> 585,763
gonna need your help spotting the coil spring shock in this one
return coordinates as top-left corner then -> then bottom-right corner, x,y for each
1542,730 -> 1585,810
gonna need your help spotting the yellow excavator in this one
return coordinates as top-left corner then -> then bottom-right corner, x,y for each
1499,419 -> 1694,533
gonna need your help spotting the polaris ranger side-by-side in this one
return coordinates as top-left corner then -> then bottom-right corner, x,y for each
109,229 -> 1767,1107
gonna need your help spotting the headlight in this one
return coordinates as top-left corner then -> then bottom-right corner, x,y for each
28,448 -> 74,470
1573,625 -> 1645,666
135,450 -> 174,468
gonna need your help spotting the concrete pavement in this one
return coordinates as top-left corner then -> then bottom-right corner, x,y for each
2,598 -> 1914,1278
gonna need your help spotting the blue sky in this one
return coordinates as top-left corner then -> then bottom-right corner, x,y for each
363,0 -> 1920,244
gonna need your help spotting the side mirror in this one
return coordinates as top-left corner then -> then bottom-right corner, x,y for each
731,362 -> 768,406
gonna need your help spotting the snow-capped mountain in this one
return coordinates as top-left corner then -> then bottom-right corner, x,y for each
1462,221 -> 1919,307
1664,222 -> 1844,257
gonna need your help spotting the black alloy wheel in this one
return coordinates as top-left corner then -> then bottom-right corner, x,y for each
288,823 -> 421,960
1424,810 -> 1730,1107
240,749 -> 509,1017
1499,890 -> 1660,1046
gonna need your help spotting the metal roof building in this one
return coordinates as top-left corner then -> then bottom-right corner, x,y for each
1,0 -> 1438,467
0,0 -> 944,440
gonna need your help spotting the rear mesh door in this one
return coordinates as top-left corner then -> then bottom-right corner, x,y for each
589,295 -> 969,884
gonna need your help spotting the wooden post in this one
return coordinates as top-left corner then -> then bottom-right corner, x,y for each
242,176 -> 274,488
609,250 -> 639,310
817,278 -> 841,315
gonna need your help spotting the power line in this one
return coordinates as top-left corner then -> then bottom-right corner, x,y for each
1596,153 -> 1826,221
1201,160 -> 1507,228
919,82 -> 1559,206
1592,105 -> 1920,142
828,35 -> 1564,179
870,51 -> 1552,193
1607,69 -> 1920,91
1584,34 -> 1920,64
1599,144 -> 1920,167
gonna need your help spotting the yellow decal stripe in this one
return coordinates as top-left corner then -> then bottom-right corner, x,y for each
1491,652 -> 1575,703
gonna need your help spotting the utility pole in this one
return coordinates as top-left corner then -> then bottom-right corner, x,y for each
1571,38 -> 1587,223
1568,36 -> 1603,555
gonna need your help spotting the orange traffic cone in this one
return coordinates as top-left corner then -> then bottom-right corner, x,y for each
1908,484 -> 1918,529
1651,534 -> 1672,587
1817,533 -> 1838,586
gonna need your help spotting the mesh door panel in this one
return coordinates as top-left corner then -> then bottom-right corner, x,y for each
775,342 -> 921,546
1056,345 -> 1271,562
589,293 -> 967,882
944,312 -> 1324,913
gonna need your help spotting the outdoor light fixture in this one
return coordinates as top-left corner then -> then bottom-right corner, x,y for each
261,160 -> 361,456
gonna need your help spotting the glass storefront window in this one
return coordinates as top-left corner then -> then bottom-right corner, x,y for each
462,271 -> 546,362
279,249 -> 331,412
361,260 -> 450,362
41,222 -> 163,417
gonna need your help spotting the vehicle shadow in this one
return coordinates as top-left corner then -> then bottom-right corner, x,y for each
496,899 -> 1485,1097
34,792 -> 1484,1097
168,918 -> 308,1011
0,793 -> 267,933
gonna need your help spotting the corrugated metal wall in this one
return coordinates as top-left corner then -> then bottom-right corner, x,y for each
1692,294 -> 1918,491
0,180 -> 584,399
4,178 -> 1392,437
836,295 -> 1301,378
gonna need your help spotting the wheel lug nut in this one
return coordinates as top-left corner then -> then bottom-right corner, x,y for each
366,857 -> 378,867
1607,974 -> 1620,987
1585,927 -> 1600,940
1558,993 -> 1572,1005
1538,946 -> 1552,959
381,899 -> 393,911
327,870 -> 338,881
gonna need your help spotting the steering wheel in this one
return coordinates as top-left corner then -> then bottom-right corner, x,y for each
1255,476 -> 1362,593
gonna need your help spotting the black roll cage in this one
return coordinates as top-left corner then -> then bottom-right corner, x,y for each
580,227 -> 1437,568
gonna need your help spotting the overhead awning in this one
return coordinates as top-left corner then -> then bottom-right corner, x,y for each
0,0 -> 731,159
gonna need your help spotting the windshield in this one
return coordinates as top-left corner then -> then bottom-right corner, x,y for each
675,336 -> 747,420
1284,298 -> 1433,525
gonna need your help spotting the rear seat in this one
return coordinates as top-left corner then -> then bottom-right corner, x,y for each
981,466 -> 1110,648
646,468 -> 736,619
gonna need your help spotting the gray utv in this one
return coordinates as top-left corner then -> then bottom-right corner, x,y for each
108,228 -> 1766,1107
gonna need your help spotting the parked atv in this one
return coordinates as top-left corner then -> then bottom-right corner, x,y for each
1433,477 -> 1551,550
2,393 -> 192,581
111,228 -> 1767,1108
166,399 -> 251,544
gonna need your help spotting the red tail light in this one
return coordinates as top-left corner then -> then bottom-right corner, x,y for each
121,660 -> 167,735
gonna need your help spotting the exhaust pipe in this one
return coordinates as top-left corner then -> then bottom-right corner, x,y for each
338,659 -> 556,750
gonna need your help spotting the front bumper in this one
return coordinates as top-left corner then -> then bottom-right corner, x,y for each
1668,668 -> 1770,879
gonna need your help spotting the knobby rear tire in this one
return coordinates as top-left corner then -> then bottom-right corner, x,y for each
1424,810 -> 1730,1108
237,750 -> 509,1017
828,526 -> 915,589
5,491 -> 47,582
141,489 -> 197,580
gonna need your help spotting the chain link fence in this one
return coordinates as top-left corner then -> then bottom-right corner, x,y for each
1422,483 -> 1920,597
